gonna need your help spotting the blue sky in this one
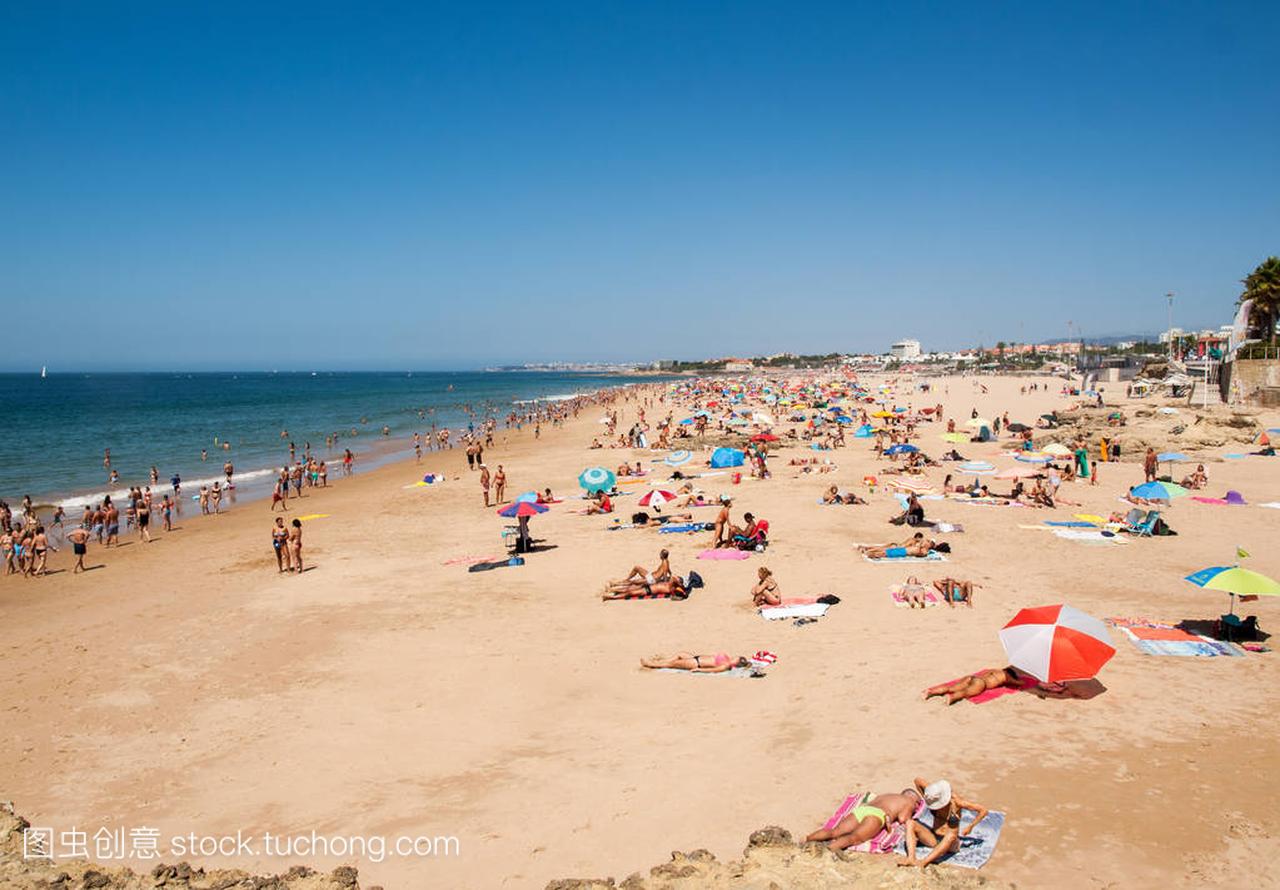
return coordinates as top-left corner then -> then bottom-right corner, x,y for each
2,2 -> 1277,369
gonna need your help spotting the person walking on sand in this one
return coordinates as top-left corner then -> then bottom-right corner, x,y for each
287,518 -> 303,573
494,465 -> 506,504
66,524 -> 90,573
480,464 -> 491,507
1144,447 -> 1158,483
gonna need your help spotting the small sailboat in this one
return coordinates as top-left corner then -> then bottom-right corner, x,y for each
40,366 -> 47,378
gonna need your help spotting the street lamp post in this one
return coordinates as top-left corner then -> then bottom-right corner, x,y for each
1166,292 -> 1175,360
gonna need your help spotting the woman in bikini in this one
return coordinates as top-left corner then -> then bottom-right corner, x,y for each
608,549 -> 672,591
932,577 -> 978,607
923,665 -> 1026,704
750,566 -> 781,606
287,518 -> 303,574
272,517 -> 290,572
602,574 -> 688,600
640,652 -> 750,672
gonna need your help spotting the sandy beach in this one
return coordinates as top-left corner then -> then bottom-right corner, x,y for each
3,373 -> 1279,889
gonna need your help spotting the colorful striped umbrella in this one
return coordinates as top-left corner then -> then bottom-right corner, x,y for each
639,489 -> 677,507
957,461 -> 996,475
497,501 -> 547,517
999,604 -> 1115,682
578,467 -> 616,492
1015,452 -> 1053,464
664,450 -> 692,467
1043,443 -> 1072,456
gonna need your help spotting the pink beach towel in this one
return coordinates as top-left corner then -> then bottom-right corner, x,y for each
698,549 -> 750,560
442,554 -> 500,566
821,792 -> 926,853
937,668 -> 1038,704
890,585 -> 941,607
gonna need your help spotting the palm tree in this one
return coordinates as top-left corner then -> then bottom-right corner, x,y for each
1240,256 -> 1280,345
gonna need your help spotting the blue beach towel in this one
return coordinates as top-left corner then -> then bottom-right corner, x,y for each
1045,521 -> 1097,528
897,809 -> 1005,869
658,523 -> 707,534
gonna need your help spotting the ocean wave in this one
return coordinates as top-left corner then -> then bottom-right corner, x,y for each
51,467 -> 279,508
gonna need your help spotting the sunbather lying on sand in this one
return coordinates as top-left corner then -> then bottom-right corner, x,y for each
900,576 -> 931,608
859,532 -> 934,559
640,651 -> 750,672
932,577 -> 978,606
750,566 -> 781,606
603,575 -> 689,600
923,666 -> 1027,704
897,778 -> 989,869
823,485 -> 866,504
805,788 -> 923,851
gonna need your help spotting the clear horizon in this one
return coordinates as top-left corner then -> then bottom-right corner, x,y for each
3,2 -> 1273,371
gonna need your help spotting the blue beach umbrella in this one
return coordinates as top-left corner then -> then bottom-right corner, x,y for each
885,444 -> 918,456
514,491 -> 539,503
664,450 -> 692,467
1129,481 -> 1188,501
1157,452 -> 1191,463
958,461 -> 996,475
578,467 -> 617,492
854,424 -> 874,438
835,415 -> 854,424
710,447 -> 745,468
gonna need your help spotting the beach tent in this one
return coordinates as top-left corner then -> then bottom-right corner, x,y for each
972,425 -> 994,442
710,448 -> 745,468
854,424 -> 874,438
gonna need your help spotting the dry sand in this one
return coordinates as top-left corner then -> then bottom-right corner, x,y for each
2,374 -> 1279,889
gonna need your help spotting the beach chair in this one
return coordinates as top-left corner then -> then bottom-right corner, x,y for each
735,519 -> 770,551
1126,510 -> 1159,537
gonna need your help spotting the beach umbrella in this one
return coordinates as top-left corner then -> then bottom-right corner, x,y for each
872,411 -> 895,418
957,461 -> 996,475
1129,481 -> 1188,501
639,489 -> 677,507
1185,566 -> 1280,615
751,433 -> 779,442
940,432 -> 970,444
1043,443 -> 1072,457
999,604 -> 1115,682
885,443 -> 918,456
835,415 -> 854,424
578,467 -> 616,492
514,491 -> 539,503
996,465 -> 1042,479
664,449 -> 692,467
1157,452 -> 1191,463
710,447 -> 745,468
497,501 -> 547,517
1015,452 -> 1053,464
965,417 -> 991,428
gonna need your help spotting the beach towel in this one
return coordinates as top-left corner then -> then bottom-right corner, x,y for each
1045,520 -> 1097,528
760,602 -> 830,620
862,551 -> 946,563
608,588 -> 687,601
936,669 -> 1038,703
896,809 -> 1006,869
1119,626 -> 1243,657
658,523 -> 708,534
650,666 -> 764,678
699,549 -> 750,560
822,792 -> 926,854
950,498 -> 1024,508
890,585 -> 941,607
1052,529 -> 1127,544
296,513 -> 330,521
1260,502 -> 1280,510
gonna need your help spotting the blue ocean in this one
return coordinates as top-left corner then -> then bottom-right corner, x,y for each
1,371 -> 664,508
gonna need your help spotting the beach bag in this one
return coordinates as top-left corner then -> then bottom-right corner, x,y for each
686,571 -> 705,589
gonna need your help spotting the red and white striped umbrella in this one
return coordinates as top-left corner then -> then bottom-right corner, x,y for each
998,604 -> 1115,682
639,489 -> 677,507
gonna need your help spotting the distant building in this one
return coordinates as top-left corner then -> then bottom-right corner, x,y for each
891,339 -> 922,359
722,358 -> 755,372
